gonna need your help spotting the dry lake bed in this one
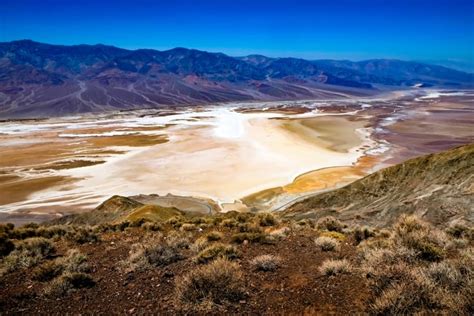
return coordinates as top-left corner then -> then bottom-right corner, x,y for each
0,89 -> 473,224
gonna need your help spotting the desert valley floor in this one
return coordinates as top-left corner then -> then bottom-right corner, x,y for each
0,89 -> 473,224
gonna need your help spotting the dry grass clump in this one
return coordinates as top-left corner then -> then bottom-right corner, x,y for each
33,249 -> 90,282
220,218 -> 238,228
316,216 -> 344,232
165,232 -> 191,249
358,215 -> 473,314
44,272 -> 95,296
237,222 -> 262,233
176,258 -> 245,307
205,231 -> 223,242
1,237 -> 55,273
65,227 -> 99,244
251,255 -> 281,271
125,239 -> 183,272
319,259 -> 351,276
393,215 -> 448,261
353,226 -> 375,244
256,212 -> 278,227
195,243 -> 239,264
231,232 -> 268,244
0,233 -> 14,257
314,236 -> 339,251
180,223 -> 197,232
319,231 -> 345,241
445,222 -> 473,240
142,221 -> 162,231
166,216 -> 185,228
269,227 -> 291,240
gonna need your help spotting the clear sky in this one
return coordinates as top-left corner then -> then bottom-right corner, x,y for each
1,0 -> 473,64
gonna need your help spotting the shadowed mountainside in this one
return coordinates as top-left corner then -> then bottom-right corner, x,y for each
284,144 -> 474,227
1,40 -> 473,118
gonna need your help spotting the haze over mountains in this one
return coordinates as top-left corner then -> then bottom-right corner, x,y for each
0,40 -> 473,118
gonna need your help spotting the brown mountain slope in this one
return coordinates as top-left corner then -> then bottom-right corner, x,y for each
55,195 -> 143,225
283,144 -> 474,227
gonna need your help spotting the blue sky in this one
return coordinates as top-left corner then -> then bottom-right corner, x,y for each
1,0 -> 473,64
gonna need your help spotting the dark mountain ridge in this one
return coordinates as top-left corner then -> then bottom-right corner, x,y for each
0,40 -> 472,118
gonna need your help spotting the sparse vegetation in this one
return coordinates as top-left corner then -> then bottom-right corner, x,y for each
125,239 -> 183,271
319,259 -> 351,276
1,237 -> 55,274
316,216 -> 344,232
256,212 -> 278,227
0,234 -> 14,257
251,255 -> 281,271
0,204 -> 472,315
195,243 -> 239,264
176,258 -> 245,307
353,226 -> 375,243
205,231 -> 223,241
44,272 -> 95,296
314,236 -> 339,251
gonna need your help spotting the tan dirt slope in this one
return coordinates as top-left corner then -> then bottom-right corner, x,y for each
283,144 -> 474,227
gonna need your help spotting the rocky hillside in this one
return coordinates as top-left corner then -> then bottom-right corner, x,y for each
1,40 -> 473,118
284,144 -> 474,227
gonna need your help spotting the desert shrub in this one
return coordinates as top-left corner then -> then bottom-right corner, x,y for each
237,222 -> 262,233
296,218 -> 315,228
65,227 -> 99,244
44,272 -> 95,296
377,229 -> 392,238
424,261 -> 464,291
189,217 -> 206,225
235,212 -> 255,223
32,248 -> 89,282
166,216 -> 185,228
231,232 -> 268,244
319,231 -> 346,241
166,232 -> 190,249
180,223 -> 197,232
114,221 -> 130,231
176,258 -> 245,306
16,237 -> 55,256
142,222 -> 162,232
316,216 -> 344,232
353,226 -> 375,243
446,222 -> 473,240
269,227 -> 291,240
251,255 -> 281,271
23,223 -> 39,229
195,243 -> 239,264
369,276 -> 436,315
220,219 -> 238,228
368,268 -> 472,315
125,240 -> 183,272
256,212 -> 278,227
0,223 -> 14,236
32,260 -> 64,282
35,225 -> 70,239
319,259 -> 351,276
358,216 -> 474,314
393,215 -> 448,262
206,231 -> 223,242
0,233 -> 14,257
191,237 -> 209,253
129,218 -> 147,228
9,227 -> 38,240
314,236 -> 339,251
2,237 -> 55,272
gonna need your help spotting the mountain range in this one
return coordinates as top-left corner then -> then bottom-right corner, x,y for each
0,40 -> 473,118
